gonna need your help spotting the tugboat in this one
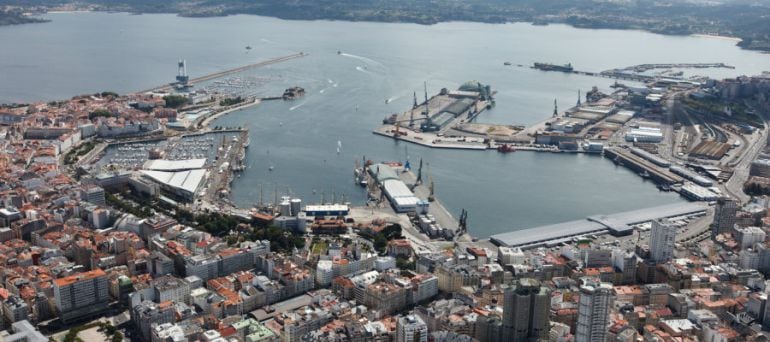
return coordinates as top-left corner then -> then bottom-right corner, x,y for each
497,144 -> 515,153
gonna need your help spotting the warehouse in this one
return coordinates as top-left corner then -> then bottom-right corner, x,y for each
368,163 -> 421,213
139,169 -> 206,201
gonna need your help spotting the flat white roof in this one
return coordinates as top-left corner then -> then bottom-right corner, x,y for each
393,196 -> 420,207
383,179 -> 414,198
140,169 -> 206,194
305,204 -> 349,212
143,158 -> 207,171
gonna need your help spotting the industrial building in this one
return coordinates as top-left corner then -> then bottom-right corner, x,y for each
750,159 -> 770,178
490,202 -> 709,249
368,163 -> 422,213
668,166 -> 713,187
304,204 -> 349,217
625,127 -> 664,143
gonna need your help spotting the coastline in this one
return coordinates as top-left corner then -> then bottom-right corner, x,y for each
692,34 -> 742,43
198,98 -> 261,129
8,9 -> 765,54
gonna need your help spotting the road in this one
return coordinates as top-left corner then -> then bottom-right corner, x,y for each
722,101 -> 768,203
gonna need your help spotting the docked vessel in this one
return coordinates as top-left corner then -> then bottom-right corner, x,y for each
533,62 -> 574,73
497,144 -> 515,153
354,157 -> 369,187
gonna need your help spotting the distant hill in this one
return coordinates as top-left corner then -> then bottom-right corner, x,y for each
0,9 -> 48,26
2,0 -> 770,51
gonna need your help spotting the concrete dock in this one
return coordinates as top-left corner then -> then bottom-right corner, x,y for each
141,52 -> 307,93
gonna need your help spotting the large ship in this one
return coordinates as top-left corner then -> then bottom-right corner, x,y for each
533,62 -> 574,73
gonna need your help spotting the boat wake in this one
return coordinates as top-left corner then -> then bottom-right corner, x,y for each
260,38 -> 275,44
289,102 -> 306,111
340,52 -> 384,67
385,95 -> 401,104
355,66 -> 373,74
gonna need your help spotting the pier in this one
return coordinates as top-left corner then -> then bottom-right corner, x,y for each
603,147 -> 682,185
528,62 -> 735,83
141,52 -> 307,93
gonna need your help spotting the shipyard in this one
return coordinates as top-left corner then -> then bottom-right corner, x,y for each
372,62 -> 768,207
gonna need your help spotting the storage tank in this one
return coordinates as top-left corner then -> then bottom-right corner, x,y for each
290,198 -> 302,216
279,198 -> 291,217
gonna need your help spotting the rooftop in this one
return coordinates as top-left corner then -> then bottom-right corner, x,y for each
490,202 -> 708,248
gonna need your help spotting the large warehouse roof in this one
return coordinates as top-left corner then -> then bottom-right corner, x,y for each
143,158 -> 207,172
140,169 -> 206,195
491,202 -> 708,249
383,179 -> 415,198
368,164 -> 399,184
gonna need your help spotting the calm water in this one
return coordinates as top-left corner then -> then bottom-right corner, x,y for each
2,12 -> 769,237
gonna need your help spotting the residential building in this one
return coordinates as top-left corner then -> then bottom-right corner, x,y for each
397,315 -> 428,342
502,278 -> 550,341
649,219 -> 676,263
53,268 -> 110,322
576,280 -> 614,342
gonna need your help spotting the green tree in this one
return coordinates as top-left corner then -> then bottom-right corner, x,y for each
163,95 -> 189,109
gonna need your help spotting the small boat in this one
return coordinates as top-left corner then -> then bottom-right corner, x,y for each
504,61 -> 512,66
268,165 -> 274,171
246,46 -> 252,50
337,50 -> 342,55
497,144 -> 515,153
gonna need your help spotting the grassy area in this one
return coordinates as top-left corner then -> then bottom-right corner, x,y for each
63,141 -> 97,165
311,241 -> 328,255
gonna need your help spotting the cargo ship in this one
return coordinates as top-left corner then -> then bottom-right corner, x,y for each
533,62 -> 573,73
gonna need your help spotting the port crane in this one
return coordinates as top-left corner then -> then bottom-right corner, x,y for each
458,209 -> 468,234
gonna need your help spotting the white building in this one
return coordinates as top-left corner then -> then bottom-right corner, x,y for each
316,260 -> 334,286
575,281 -> 614,342
1,320 -> 47,342
498,246 -> 525,265
649,219 -> 676,263
396,315 -> 428,342
734,226 -> 766,250
625,127 -> 663,143
375,256 -> 397,271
